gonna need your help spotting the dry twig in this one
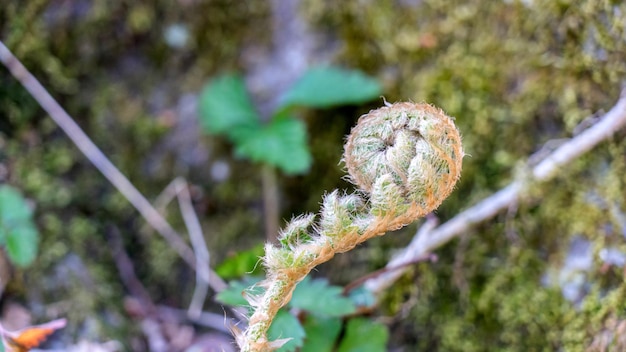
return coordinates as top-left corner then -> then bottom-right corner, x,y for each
0,41 -> 229,294
0,41 -> 194,266
365,89 -> 626,295
172,177 -> 212,317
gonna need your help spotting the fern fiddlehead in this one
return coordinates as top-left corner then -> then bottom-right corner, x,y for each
238,102 -> 464,352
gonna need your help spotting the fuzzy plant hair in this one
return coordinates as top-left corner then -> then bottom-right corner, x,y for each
236,102 -> 464,351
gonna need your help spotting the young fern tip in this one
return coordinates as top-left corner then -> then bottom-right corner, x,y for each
238,102 -> 464,352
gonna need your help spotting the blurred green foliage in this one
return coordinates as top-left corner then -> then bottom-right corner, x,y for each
278,66 -> 382,108
198,67 -> 381,174
215,243 -> 265,279
218,276 -> 385,352
0,185 -> 39,266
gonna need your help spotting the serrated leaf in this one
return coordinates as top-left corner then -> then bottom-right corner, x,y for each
0,185 -> 39,267
215,244 -> 264,279
279,66 -> 381,109
234,117 -> 311,175
268,310 -> 305,352
337,318 -> 389,352
290,277 -> 356,317
215,276 -> 263,307
300,315 -> 342,352
198,74 -> 260,137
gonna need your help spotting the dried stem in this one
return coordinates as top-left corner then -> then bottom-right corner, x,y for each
0,41 -> 228,294
173,179 -> 212,318
0,41 -> 194,267
364,89 -> 626,295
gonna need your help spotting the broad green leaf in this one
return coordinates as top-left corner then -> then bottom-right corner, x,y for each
215,276 -> 263,307
279,66 -> 381,109
198,74 -> 260,137
290,277 -> 356,317
300,315 -> 342,352
215,244 -> 264,279
337,318 -> 389,352
0,185 -> 39,267
233,117 -> 311,175
0,337 -> 4,352
268,310 -> 305,352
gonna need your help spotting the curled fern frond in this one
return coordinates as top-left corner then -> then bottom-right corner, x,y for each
239,102 -> 464,352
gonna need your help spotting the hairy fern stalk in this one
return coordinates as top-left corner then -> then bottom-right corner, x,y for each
237,102 -> 464,351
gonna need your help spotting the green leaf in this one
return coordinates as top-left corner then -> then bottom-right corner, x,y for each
0,185 -> 39,267
290,277 -> 356,317
198,74 -> 261,137
337,318 -> 389,352
234,117 -> 311,175
300,315 -> 342,352
0,185 -> 33,224
268,310 -> 305,352
5,224 -> 38,266
279,66 -> 381,109
215,244 -> 265,279
215,276 -> 263,307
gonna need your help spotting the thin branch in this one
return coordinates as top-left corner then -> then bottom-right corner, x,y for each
0,41 -> 199,270
0,41 -> 237,328
107,226 -> 157,316
109,225 -> 234,347
106,226 -> 170,351
173,177 -> 212,318
140,178 -> 182,235
141,319 -> 168,352
157,305 -> 232,333
343,251 -> 438,296
141,177 -> 227,294
365,89 -> 626,295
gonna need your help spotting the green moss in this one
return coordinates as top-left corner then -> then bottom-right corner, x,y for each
3,0 -> 626,349
0,0 -> 271,344
300,1 -> 626,349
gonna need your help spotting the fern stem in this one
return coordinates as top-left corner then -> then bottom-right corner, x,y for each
238,102 -> 464,351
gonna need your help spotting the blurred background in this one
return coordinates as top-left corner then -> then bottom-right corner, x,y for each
1,0 -> 626,351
